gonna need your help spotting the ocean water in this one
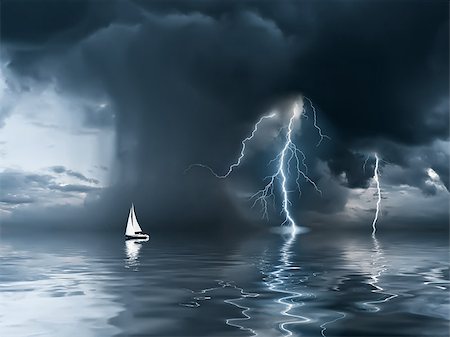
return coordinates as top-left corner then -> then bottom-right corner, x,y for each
0,230 -> 448,337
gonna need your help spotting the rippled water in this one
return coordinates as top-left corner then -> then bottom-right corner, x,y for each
1,230 -> 448,336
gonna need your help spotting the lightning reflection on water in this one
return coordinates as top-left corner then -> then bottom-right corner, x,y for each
362,234 -> 398,312
180,280 -> 259,335
261,234 -> 313,336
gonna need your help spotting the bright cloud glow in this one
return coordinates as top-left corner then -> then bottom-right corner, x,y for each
0,64 -> 116,212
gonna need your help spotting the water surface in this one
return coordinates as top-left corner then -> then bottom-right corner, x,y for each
1,230 -> 448,336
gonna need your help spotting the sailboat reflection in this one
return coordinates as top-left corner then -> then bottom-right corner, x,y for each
263,233 -> 312,336
124,238 -> 148,269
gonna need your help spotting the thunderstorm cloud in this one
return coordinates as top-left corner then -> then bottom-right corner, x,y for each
0,0 -> 448,233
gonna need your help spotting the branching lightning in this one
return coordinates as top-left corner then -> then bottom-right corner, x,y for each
185,113 -> 276,178
186,96 -> 330,236
250,101 -> 323,236
304,96 -> 331,147
362,155 -> 370,173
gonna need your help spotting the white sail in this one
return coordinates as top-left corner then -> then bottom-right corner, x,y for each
131,204 -> 143,233
125,207 -> 135,236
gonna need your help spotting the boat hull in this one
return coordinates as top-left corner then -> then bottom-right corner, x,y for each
125,233 -> 150,240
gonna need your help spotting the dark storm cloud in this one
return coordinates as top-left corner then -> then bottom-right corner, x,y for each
327,149 -> 374,189
0,170 -> 49,206
1,0 -> 112,44
131,1 -> 449,142
0,169 -> 99,210
49,184 -> 99,193
1,0 -> 448,230
0,102 -> 12,128
379,140 -> 450,195
296,4 -> 448,145
49,166 -> 100,184
82,104 -> 115,129
50,166 -> 66,174
0,195 -> 34,205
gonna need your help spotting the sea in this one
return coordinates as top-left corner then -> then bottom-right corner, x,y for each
1,229 -> 448,336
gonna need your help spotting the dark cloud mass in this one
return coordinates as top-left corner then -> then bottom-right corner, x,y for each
0,169 -> 99,203
1,0 -> 448,232
49,166 -> 99,184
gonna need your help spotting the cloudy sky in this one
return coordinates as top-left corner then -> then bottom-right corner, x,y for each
1,0 -> 448,233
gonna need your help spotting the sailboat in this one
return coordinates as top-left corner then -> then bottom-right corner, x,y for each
125,203 -> 150,240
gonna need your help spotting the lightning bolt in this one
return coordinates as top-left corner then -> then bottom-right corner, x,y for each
185,112 -> 276,178
304,96 -> 331,147
187,97 -> 329,236
371,153 -> 381,235
250,100 -> 325,236
362,155 -> 370,173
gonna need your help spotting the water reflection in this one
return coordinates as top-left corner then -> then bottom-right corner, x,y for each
319,311 -> 346,337
222,281 -> 259,336
262,234 -> 312,336
364,234 -> 398,312
180,281 -> 224,308
1,231 -> 448,337
180,279 -> 259,335
0,239 -> 123,337
421,265 -> 450,291
124,238 -> 148,270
